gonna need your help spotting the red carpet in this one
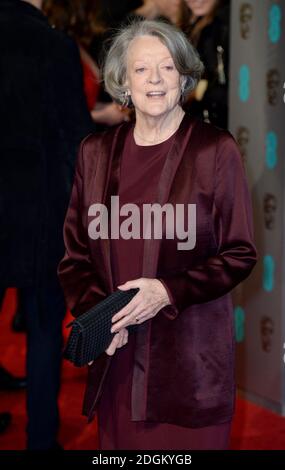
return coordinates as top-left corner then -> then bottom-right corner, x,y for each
0,288 -> 285,450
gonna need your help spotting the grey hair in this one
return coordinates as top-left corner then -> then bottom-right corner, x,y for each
103,19 -> 204,105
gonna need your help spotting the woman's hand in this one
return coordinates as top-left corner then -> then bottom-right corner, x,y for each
88,327 -> 129,365
91,102 -> 130,126
110,278 -> 171,333
105,327 -> 129,356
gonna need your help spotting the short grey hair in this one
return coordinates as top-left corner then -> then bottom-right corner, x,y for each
103,19 -> 204,105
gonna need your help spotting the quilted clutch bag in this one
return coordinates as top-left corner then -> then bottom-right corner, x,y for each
63,288 -> 139,367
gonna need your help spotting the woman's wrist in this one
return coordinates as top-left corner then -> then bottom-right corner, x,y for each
156,279 -> 172,308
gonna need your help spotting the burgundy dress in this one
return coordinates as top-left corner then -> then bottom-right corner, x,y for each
96,128 -> 231,450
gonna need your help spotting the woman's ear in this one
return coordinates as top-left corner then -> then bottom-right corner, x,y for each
124,79 -> 130,93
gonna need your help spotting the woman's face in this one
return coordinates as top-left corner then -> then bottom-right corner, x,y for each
125,35 -> 182,119
152,0 -> 181,21
184,0 -> 218,16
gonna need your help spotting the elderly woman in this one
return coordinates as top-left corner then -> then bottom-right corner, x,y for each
58,20 -> 257,450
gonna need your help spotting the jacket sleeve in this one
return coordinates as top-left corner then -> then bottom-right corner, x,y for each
57,137 -> 106,317
52,36 -> 95,184
160,132 -> 257,319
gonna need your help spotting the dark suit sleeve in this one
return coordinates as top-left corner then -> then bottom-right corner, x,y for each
52,37 -> 95,174
160,132 -> 257,319
57,137 -> 105,317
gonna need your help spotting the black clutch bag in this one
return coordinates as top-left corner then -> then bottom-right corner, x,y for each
63,288 -> 139,367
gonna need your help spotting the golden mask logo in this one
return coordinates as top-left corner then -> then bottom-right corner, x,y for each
263,193 -> 277,230
236,126 -> 250,165
260,316 -> 274,353
240,3 -> 253,40
267,69 -> 280,106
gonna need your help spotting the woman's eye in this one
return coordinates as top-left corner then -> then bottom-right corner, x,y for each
135,67 -> 145,73
163,65 -> 174,71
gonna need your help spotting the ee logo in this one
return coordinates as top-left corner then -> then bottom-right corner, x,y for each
239,65 -> 250,102
265,131 -> 278,169
263,255 -> 275,292
268,4 -> 282,43
234,306 -> 245,343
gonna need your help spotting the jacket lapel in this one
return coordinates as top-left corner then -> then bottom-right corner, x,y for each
94,122 -> 132,293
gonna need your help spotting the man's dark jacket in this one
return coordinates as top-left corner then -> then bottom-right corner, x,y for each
0,0 -> 94,287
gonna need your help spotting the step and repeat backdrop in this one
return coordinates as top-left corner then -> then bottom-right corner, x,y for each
229,0 -> 285,413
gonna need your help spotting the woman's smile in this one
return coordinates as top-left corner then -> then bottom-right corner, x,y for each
146,91 -> 166,98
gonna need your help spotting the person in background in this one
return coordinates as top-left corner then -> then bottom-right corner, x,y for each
178,0 -> 230,129
0,0 -> 94,447
134,0 -> 180,23
88,0 -> 136,127
44,0 -> 100,111
58,19 -> 256,450
44,0 -> 130,118
44,0 -> 133,128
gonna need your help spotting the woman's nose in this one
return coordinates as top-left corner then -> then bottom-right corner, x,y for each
148,67 -> 162,84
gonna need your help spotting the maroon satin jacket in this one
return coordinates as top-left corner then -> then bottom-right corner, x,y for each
58,114 -> 257,428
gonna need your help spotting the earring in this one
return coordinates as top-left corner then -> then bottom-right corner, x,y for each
121,91 -> 131,108
180,81 -> 186,103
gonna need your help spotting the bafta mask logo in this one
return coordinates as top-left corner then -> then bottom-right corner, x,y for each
260,316 -> 274,353
236,126 -> 250,165
240,3 -> 253,40
264,193 -> 277,230
267,69 -> 280,106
